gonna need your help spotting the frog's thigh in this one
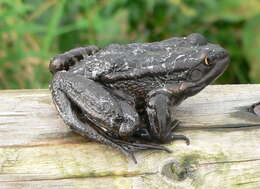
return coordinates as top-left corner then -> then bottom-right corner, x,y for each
50,73 -> 126,152
51,72 -> 139,137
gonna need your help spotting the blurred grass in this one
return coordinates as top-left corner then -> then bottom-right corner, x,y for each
0,0 -> 259,89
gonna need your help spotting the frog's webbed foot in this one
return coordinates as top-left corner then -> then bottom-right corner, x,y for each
50,71 -> 170,163
105,137 -> 171,163
146,89 -> 190,145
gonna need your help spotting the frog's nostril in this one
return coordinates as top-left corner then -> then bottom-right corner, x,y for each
222,50 -> 229,58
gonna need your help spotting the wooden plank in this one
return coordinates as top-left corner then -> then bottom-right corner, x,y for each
0,85 -> 260,189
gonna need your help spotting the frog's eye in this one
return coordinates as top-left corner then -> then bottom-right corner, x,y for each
204,56 -> 209,65
204,56 -> 213,66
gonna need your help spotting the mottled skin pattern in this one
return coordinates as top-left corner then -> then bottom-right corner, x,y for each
49,33 -> 229,163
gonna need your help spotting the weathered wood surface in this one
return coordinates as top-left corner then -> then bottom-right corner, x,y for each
0,85 -> 260,189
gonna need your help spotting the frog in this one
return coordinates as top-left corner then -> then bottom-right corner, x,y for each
49,33 -> 229,163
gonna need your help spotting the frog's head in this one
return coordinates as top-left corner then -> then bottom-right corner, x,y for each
168,33 -> 230,99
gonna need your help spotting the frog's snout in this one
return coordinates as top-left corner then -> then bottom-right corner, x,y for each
203,48 -> 229,66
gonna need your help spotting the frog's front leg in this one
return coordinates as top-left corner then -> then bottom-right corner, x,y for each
145,89 -> 190,144
50,72 -> 170,163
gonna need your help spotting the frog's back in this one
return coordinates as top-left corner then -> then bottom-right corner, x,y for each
95,38 -> 184,70
90,39 -> 186,99
77,36 -> 192,75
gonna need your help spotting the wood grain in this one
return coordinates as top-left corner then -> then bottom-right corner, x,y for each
0,85 -> 260,189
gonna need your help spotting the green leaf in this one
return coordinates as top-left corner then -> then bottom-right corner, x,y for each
0,23 -> 45,34
43,0 -> 65,51
243,14 -> 260,82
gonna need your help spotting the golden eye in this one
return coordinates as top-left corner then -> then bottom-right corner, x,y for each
204,56 -> 209,65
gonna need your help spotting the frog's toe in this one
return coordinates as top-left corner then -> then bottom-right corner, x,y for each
113,139 -> 172,159
169,121 -> 190,145
131,143 -> 171,152
116,144 -> 138,163
117,141 -> 172,163
171,134 -> 190,145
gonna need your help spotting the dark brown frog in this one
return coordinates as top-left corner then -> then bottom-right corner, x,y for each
49,33 -> 229,163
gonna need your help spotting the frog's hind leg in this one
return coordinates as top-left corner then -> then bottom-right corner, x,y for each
50,71 -> 170,163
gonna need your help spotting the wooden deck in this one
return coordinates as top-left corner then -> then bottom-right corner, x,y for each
0,85 -> 260,189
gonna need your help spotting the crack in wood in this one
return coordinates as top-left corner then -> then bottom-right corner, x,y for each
235,180 -> 260,186
0,113 -> 27,117
198,158 -> 260,166
180,123 -> 260,131
0,171 -> 157,182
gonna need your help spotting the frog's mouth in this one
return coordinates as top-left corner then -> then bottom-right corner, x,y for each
178,52 -> 230,96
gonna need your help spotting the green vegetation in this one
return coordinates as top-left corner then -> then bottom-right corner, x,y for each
0,0 -> 259,89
